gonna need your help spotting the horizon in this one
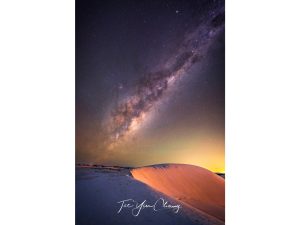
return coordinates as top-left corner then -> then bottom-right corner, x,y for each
75,162 -> 225,173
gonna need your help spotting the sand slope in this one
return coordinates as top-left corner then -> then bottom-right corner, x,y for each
76,167 -> 223,225
131,164 -> 225,221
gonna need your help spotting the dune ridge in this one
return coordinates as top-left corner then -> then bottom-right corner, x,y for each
131,164 -> 225,221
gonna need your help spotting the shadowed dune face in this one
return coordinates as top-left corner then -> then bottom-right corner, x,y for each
131,164 -> 225,221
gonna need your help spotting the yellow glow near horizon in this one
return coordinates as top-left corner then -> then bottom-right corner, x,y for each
99,130 -> 225,173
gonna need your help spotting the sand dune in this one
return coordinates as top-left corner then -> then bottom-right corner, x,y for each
131,164 -> 225,221
76,166 -> 223,225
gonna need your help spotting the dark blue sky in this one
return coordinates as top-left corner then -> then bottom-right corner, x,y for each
76,0 -> 224,171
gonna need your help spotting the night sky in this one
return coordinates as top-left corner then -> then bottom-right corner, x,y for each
76,0 -> 225,172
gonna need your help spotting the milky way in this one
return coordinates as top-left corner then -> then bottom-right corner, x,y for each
104,4 -> 224,149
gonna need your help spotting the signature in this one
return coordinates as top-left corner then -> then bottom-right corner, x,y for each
117,198 -> 181,216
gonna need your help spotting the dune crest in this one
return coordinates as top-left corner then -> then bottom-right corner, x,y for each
131,164 -> 225,221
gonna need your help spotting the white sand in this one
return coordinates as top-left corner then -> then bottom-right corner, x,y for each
76,166 -> 224,225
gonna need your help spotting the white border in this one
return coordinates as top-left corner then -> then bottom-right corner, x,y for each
0,1 -> 75,224
226,0 -> 300,224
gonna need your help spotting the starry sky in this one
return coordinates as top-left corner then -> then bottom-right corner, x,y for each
76,0 -> 225,172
